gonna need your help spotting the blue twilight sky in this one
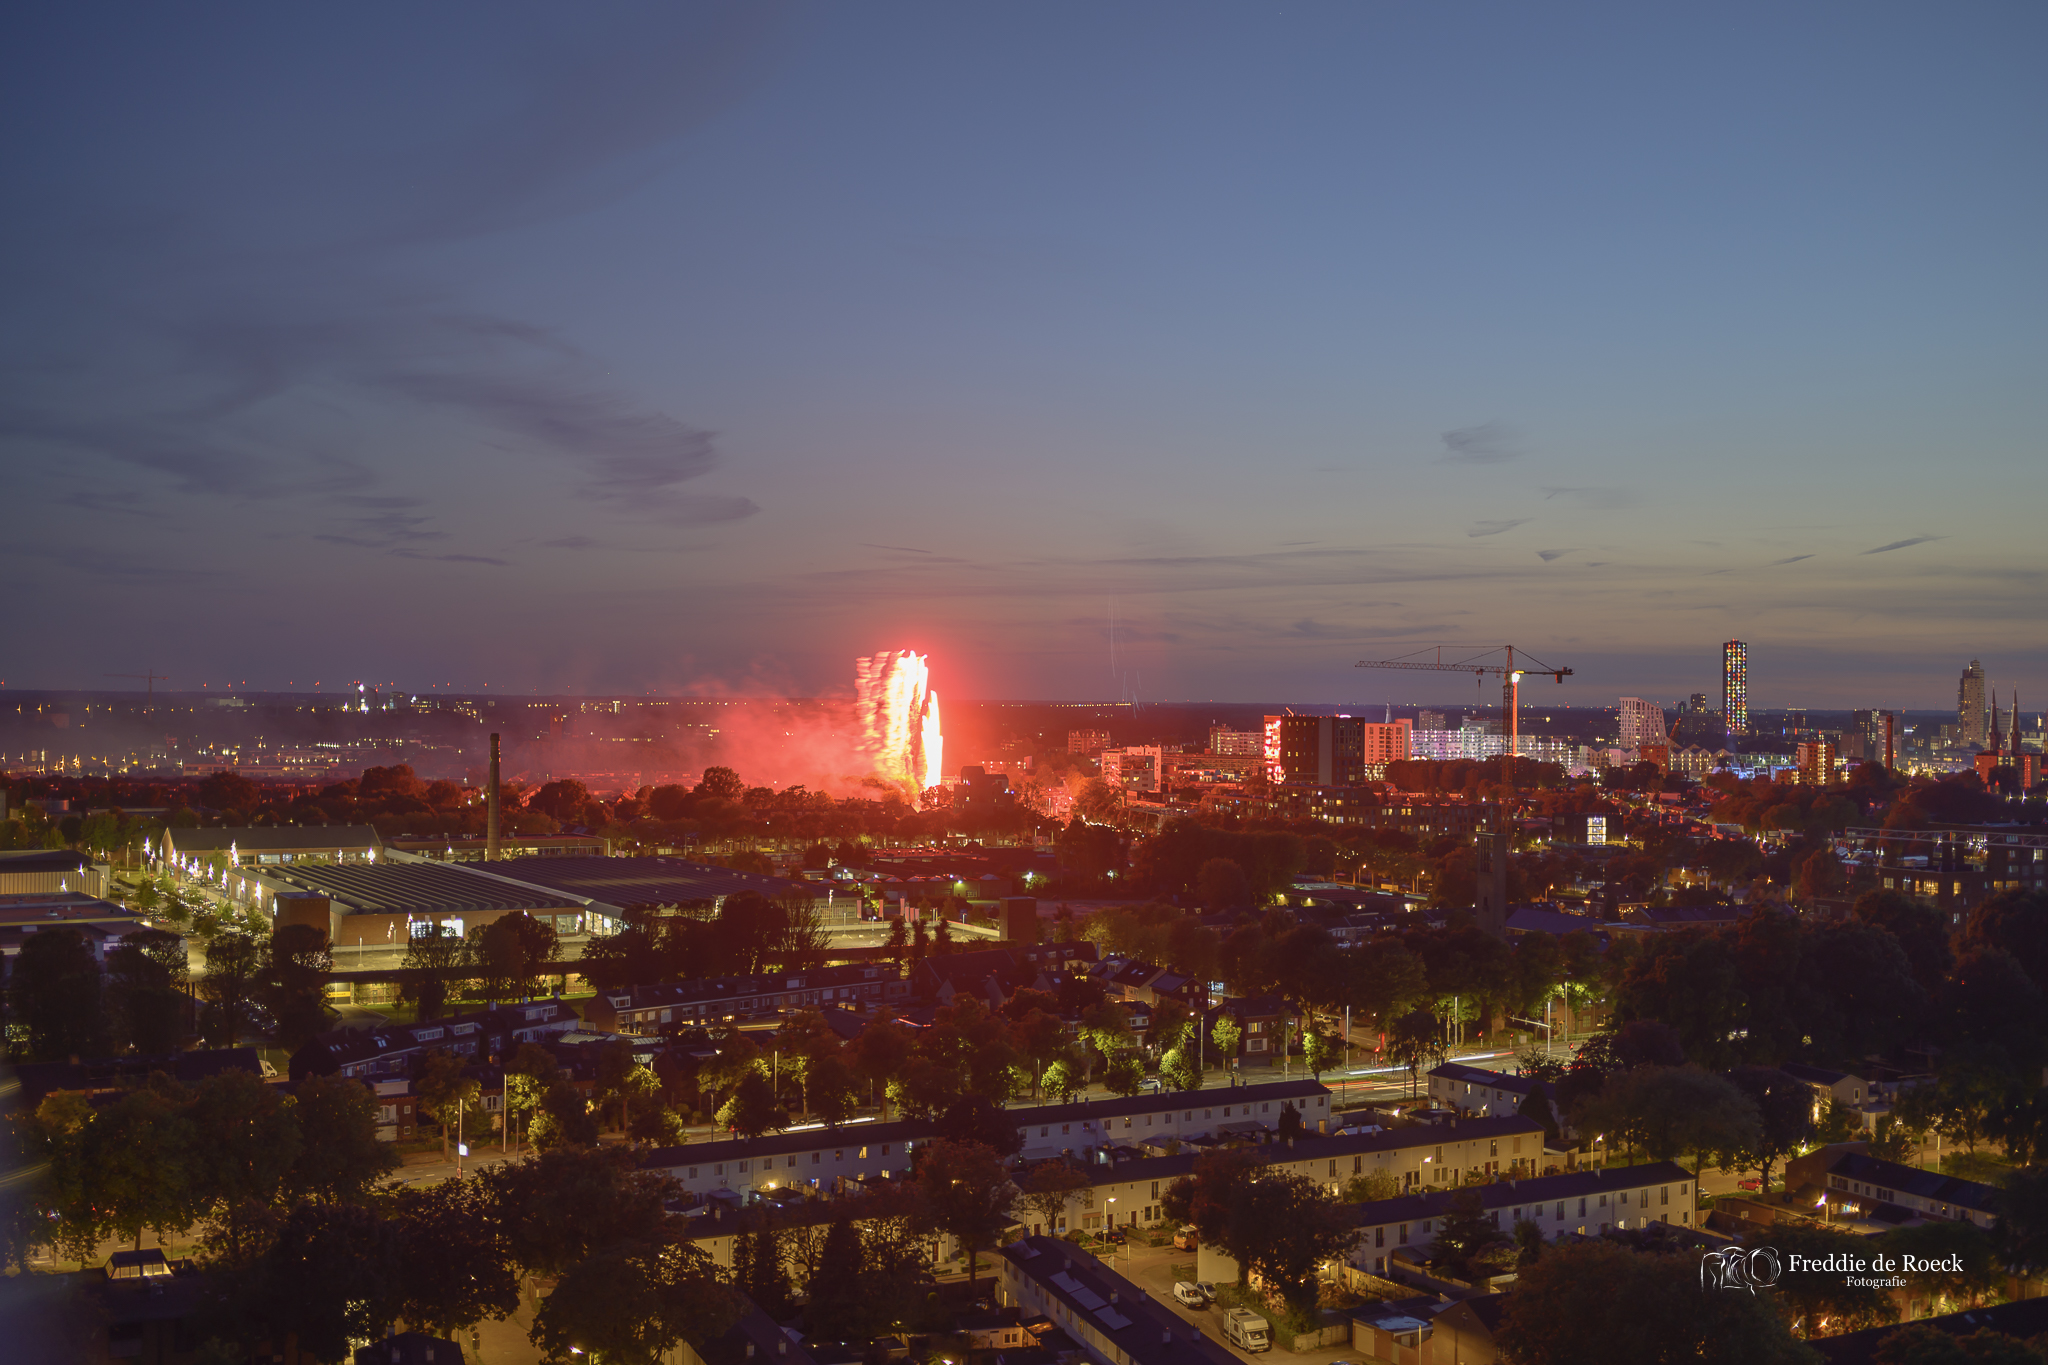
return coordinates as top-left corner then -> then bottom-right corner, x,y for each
2,2 -> 2043,709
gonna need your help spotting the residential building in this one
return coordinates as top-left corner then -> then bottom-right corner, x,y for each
1787,1146 -> 1999,1229
1616,698 -> 1665,750
1723,640 -> 1748,735
1271,716 -> 1410,786
1426,1063 -> 1557,1128
1208,727 -> 1264,756
1103,746 -> 1165,795
1069,731 -> 1112,756
1340,1162 -> 1695,1277
289,999 -> 581,1080
583,964 -> 911,1034
995,1237 -> 1240,1365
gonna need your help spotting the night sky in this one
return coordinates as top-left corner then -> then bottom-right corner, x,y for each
3,4 -> 2043,708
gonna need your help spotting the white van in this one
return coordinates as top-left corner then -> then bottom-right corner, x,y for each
1173,1282 -> 1207,1310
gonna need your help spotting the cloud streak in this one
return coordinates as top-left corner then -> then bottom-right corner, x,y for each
1863,536 -> 1941,555
1437,422 -> 1519,464
1468,518 -> 1531,538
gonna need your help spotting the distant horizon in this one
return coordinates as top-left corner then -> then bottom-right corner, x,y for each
0,684 -> 1992,719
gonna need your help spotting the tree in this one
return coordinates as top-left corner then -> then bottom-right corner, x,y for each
8,926 -> 107,1060
1197,858 -> 1250,911
1726,1067 -> 1815,1192
187,1069 -> 303,1264
236,1201 -> 404,1361
805,1215 -> 866,1339
1227,1172 -> 1359,1308
1756,1222 -> 1900,1338
1992,1164 -> 2048,1278
482,1145 -> 679,1278
94,1083 -> 200,1251
1517,1085 -> 1561,1148
389,1177 -> 520,1340
533,1073 -> 599,1149
266,923 -> 333,1054
287,1073 -> 399,1202
1495,1241 -> 1817,1365
1161,1147 -> 1261,1256
805,1053 -> 860,1128
934,1095 -> 1025,1158
1041,1057 -> 1081,1103
845,1016 -> 915,1118
734,1226 -> 795,1319
105,928 -> 187,1054
469,912 -> 558,1004
1878,1220 -> 2001,1316
1429,1186 -> 1514,1282
914,1139 -> 1015,1292
1303,1031 -> 1340,1080
198,770 -> 259,813
1211,1015 -> 1243,1064
1103,1054 -> 1144,1098
1573,1065 -> 1760,1178
531,1240 -> 736,1365
1342,1169 -> 1399,1204
718,1069 -> 788,1140
400,922 -> 468,1022
1277,1101 -> 1304,1142
198,931 -> 264,1048
1018,1160 -> 1091,1237
416,1049 -> 480,1163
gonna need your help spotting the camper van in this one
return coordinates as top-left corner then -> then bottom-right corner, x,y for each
1223,1308 -> 1270,1353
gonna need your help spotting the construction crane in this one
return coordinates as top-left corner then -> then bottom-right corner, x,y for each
106,671 -> 170,711
1354,646 -> 1572,769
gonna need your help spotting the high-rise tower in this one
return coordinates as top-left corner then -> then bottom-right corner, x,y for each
1722,641 -> 1748,736
1959,659 -> 1988,748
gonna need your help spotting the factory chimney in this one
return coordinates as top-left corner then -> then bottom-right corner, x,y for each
487,733 -> 501,861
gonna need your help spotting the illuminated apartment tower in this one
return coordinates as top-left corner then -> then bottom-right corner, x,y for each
1958,659 -> 1988,748
1722,641 -> 1749,736
1617,697 -> 1666,750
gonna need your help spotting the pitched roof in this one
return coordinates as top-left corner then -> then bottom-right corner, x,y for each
1811,1299 -> 2048,1365
997,1237 -> 1241,1365
1334,1161 -> 1693,1228
1826,1151 -> 2000,1214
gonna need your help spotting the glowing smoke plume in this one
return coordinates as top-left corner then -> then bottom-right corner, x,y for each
854,649 -> 943,794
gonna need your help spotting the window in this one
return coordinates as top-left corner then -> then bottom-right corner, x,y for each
881,1145 -> 890,1156
1375,1228 -> 1385,1247
1398,1224 -> 1408,1245
1660,1187 -> 1668,1206
1490,1141 -> 1498,1158
716,1164 -> 725,1176
1353,1156 -> 1363,1175
1598,1193 -> 1607,1207
787,1156 -> 796,1168
1555,1202 -> 1564,1219
1577,1198 -> 1586,1217
1041,1127 -> 1049,1137
813,1152 -> 820,1164
688,1167 -> 698,1179
834,1151 -> 843,1162
739,1161 -> 749,1173
1329,1160 -> 1337,1177
1151,1181 -> 1159,1199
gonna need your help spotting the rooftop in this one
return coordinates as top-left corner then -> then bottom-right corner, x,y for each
264,861 -> 579,916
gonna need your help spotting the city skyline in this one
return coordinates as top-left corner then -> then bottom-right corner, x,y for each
4,5 -> 2044,705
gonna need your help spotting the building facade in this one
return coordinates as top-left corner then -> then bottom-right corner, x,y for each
1722,641 -> 1748,735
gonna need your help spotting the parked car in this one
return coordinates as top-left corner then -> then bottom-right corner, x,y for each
1196,1281 -> 1218,1303
1737,1178 -> 1762,1192
1173,1282 -> 1208,1310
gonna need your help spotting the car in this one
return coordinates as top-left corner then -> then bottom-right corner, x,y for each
1195,1282 -> 1217,1303
1103,1228 -> 1127,1244
1737,1178 -> 1762,1191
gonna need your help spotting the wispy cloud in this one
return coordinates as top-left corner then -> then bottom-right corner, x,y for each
1437,422 -> 1519,464
1469,518 -> 1531,538
1536,548 -> 1578,562
1863,536 -> 1941,555
392,549 -> 511,566
1767,554 -> 1815,566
